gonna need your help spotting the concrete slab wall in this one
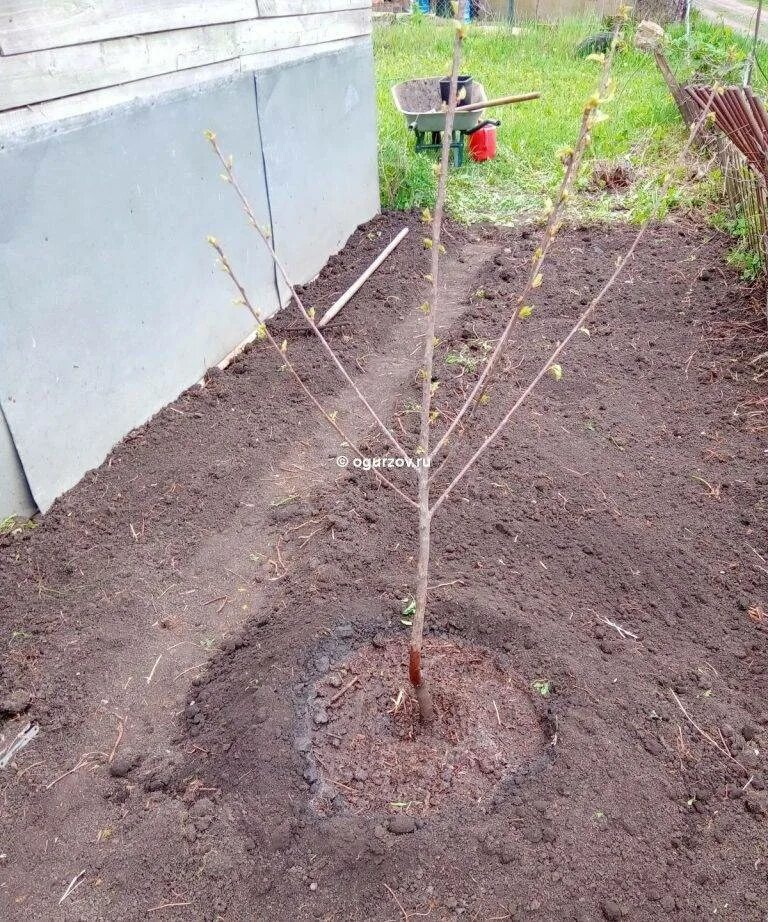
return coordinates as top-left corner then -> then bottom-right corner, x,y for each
0,408 -> 35,520
0,38 -> 379,519
257,40 -> 380,294
0,74 -> 277,515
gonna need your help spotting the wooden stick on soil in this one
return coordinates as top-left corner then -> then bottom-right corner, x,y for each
108,719 -> 125,763
46,754 -> 102,790
145,653 -> 163,685
318,227 -> 410,329
384,883 -> 431,922
147,899 -> 194,914
207,239 -> 418,511
671,690 -> 749,776
328,674 -> 360,706
58,871 -> 86,905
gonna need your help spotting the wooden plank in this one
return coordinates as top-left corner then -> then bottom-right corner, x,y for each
0,1 -> 258,56
0,10 -> 371,111
240,31 -> 370,70
0,0 -> 371,55
0,35 -> 369,136
257,0 -> 370,15
0,59 -> 239,135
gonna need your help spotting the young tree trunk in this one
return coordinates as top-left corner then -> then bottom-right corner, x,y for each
409,466 -> 434,723
407,3 -> 466,725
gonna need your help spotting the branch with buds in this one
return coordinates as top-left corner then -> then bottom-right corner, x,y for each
206,236 -> 417,510
428,14 -> 626,481
206,130 -> 412,467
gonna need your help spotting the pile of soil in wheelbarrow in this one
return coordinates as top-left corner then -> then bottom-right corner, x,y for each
0,214 -> 766,922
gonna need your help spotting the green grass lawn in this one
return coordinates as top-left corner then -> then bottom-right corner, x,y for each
375,12 -> 768,224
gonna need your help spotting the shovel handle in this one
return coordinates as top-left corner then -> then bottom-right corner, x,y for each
460,91 -> 540,113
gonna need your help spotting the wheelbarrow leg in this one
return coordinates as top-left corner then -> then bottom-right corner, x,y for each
411,128 -> 465,167
454,131 -> 464,167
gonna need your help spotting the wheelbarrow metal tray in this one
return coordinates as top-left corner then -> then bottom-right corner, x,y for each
391,77 -> 487,133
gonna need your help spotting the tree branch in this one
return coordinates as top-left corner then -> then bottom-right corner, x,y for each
430,83 -> 720,515
428,17 -> 624,474
207,133 -> 411,462
208,238 -> 418,510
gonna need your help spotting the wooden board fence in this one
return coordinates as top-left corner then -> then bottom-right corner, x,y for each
0,1 -> 372,128
0,0 -> 368,55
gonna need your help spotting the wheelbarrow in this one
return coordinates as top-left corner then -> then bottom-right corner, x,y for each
391,77 -> 540,166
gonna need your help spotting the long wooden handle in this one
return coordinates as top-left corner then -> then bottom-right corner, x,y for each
318,228 -> 410,329
460,91 -> 541,113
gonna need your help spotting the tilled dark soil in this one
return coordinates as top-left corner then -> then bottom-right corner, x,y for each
1,214 -> 767,922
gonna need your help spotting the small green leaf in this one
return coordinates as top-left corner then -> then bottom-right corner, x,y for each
549,363 -> 563,381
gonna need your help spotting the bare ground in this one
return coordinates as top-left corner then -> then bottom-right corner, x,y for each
1,213 -> 767,921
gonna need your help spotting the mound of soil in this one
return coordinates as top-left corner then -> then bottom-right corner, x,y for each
306,637 -> 548,818
0,214 -> 766,921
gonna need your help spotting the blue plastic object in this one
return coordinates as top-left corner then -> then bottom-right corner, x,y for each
416,0 -> 471,17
